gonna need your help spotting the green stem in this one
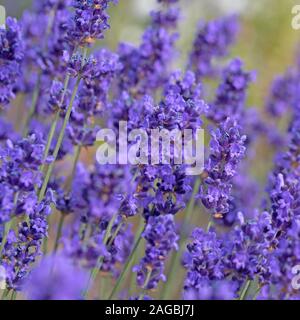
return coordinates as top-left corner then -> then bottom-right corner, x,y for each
65,144 -> 82,192
38,76 -> 81,203
161,178 -> 200,299
23,77 -> 40,137
40,111 -> 60,174
11,290 -> 17,300
0,192 -> 19,257
108,220 -> 144,300
138,268 -> 152,300
239,279 -> 251,300
39,76 -> 81,255
206,219 -> 213,232
252,285 -> 262,300
53,145 -> 82,253
183,178 -> 201,230
40,74 -> 71,174
0,220 -> 13,257
38,47 -> 87,203
53,214 -> 66,253
22,6 -> 60,137
84,211 -> 119,298
107,219 -> 125,248
1,289 -> 10,300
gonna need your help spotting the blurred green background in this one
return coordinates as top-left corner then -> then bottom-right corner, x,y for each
2,0 -> 300,108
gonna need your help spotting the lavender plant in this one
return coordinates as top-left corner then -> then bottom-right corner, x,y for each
0,0 -> 300,301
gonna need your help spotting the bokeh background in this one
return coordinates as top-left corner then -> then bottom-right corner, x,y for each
2,0 -> 300,299
3,0 -> 299,106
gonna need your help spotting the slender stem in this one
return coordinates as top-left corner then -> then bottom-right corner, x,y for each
53,214 -> 66,253
183,178 -> 201,230
38,47 -> 87,203
50,144 -> 84,258
23,79 -> 40,136
84,211 -> 119,298
65,144 -> 82,192
53,145 -> 82,253
108,220 -> 144,300
252,285 -> 262,300
0,193 -> 19,257
161,178 -> 200,299
46,5 -> 58,35
40,112 -> 60,174
11,290 -> 17,300
239,279 -> 251,300
0,220 -> 13,257
39,76 -> 81,254
38,76 -> 81,203
206,219 -> 213,232
1,289 -> 10,300
138,268 -> 152,300
22,5 -> 59,136
107,219 -> 124,248
40,74 -> 71,174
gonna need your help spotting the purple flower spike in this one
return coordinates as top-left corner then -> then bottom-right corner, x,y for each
189,16 -> 238,79
200,119 -> 246,219
0,17 -> 24,106
134,214 -> 178,290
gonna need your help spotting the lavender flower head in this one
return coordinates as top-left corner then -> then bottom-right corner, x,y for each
0,17 -> 23,106
189,16 -> 238,79
209,58 -> 254,123
200,119 -> 246,219
134,214 -> 178,290
68,0 -> 117,47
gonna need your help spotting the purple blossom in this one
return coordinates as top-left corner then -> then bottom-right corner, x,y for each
134,214 -> 178,290
24,254 -> 88,300
67,49 -> 121,146
200,119 -> 246,219
61,163 -> 135,275
266,71 -> 300,118
117,1 -> 179,96
67,0 -> 117,47
209,58 -> 254,123
1,190 -> 53,290
0,17 -> 24,106
189,16 -> 238,79
1,0 -> 300,302
183,280 -> 238,300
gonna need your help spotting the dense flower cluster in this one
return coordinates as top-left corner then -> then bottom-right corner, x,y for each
0,134 -> 55,290
117,0 -> 179,96
0,0 -> 300,301
68,0 -> 117,47
189,16 -> 238,79
209,58 -> 254,123
134,214 -> 178,290
200,119 -> 246,220
0,17 -> 23,106
61,164 -> 135,275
